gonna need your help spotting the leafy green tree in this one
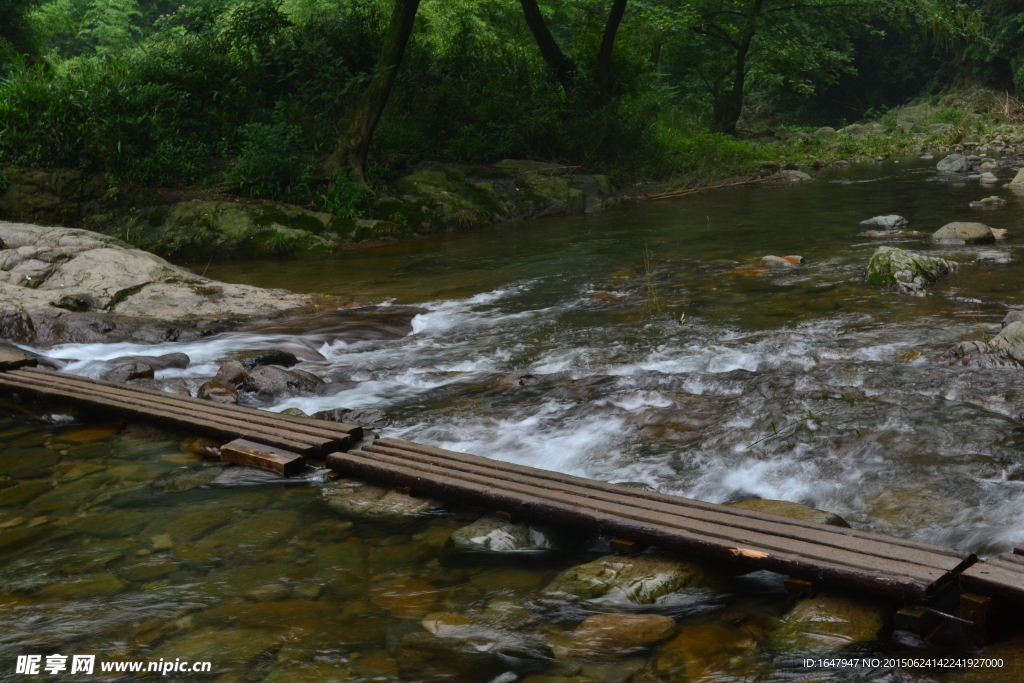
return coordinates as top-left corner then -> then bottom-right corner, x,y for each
1,0 -> 43,62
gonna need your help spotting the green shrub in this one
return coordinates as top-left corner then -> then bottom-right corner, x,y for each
319,172 -> 372,218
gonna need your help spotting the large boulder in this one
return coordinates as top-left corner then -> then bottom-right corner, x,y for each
450,515 -> 558,552
0,222 -> 322,345
240,365 -> 324,398
231,349 -> 298,370
723,499 -> 850,527
866,247 -> 957,295
0,168 -> 107,225
814,127 -> 836,138
768,592 -> 892,654
932,222 -> 996,244
542,552 -> 714,605
858,215 -> 908,231
102,362 -> 154,383
197,380 -> 238,404
312,407 -> 390,429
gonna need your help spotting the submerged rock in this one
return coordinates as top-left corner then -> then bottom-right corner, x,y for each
103,362 -> 154,383
970,196 -> 1007,208
768,592 -> 892,654
396,627 -> 551,681
656,624 -> 759,680
322,478 -> 442,517
450,515 -> 557,552
760,255 -> 801,268
932,222 -> 996,244
724,499 -> 850,527
569,613 -> 676,660
542,552 -> 714,605
278,407 -> 309,417
858,215 -> 908,231
861,230 -> 923,238
866,247 -> 957,295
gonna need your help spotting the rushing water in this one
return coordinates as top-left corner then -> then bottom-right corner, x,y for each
3,156 -> 1024,681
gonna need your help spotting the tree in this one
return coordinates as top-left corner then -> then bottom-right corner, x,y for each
322,0 -> 421,182
675,0 -> 980,135
518,0 -> 630,104
0,0 -> 43,61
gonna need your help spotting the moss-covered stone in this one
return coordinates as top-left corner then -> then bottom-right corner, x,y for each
768,592 -> 893,654
866,246 -> 957,295
724,499 -> 850,527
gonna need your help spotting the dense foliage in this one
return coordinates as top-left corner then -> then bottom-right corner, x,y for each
0,0 -> 1018,203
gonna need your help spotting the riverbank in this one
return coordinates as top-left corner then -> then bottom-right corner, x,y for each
3,101 -> 1023,262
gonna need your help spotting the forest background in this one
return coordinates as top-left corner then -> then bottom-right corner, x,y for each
0,0 -> 1022,218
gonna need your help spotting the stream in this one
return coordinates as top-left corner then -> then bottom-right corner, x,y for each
2,156 -> 1023,681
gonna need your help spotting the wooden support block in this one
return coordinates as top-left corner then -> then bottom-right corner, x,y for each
395,486 -> 412,495
221,438 -> 306,476
610,538 -> 644,555
894,605 -> 939,636
0,349 -> 37,372
1015,544 -> 1024,557
494,510 -> 517,523
960,592 -> 1009,648
784,578 -> 819,598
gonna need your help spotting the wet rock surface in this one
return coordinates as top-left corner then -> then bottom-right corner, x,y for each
768,592 -> 892,654
724,498 -> 850,527
858,215 -> 908,231
322,478 -> 442,517
542,553 -> 714,605
932,221 -> 996,244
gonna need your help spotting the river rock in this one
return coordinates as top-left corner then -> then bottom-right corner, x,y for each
656,623 -> 759,680
861,230 -> 923,238
197,380 -> 238,404
979,172 -> 999,184
396,627 -> 550,681
970,196 -> 1007,208
214,360 -> 248,387
1008,168 -> 1024,189
768,592 -> 892,654
312,407 -> 391,429
569,614 -> 676,661
990,322 -> 1024,362
232,349 -> 298,370
858,215 -> 908,231
450,515 -> 557,552
764,170 -> 812,184
102,362 -> 154,383
937,154 -> 968,173
866,247 -> 957,295
119,354 -> 190,374
723,498 -> 850,527
323,478 -> 442,517
180,436 -> 222,458
542,552 -> 713,604
814,127 -> 836,138
0,222 -> 327,345
1003,310 -> 1024,328
760,255 -> 798,268
279,407 -> 309,417
932,221 -> 995,244
38,572 -> 128,598
241,365 -> 324,398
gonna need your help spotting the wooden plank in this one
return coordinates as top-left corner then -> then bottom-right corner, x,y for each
13,367 -> 361,442
4,369 -> 347,452
362,441 -> 970,573
960,557 -> 1024,603
0,374 -> 320,455
372,438 -> 970,562
0,372 -> 336,454
347,445 -> 952,585
326,448 -> 939,600
0,349 -> 38,371
221,438 -> 305,476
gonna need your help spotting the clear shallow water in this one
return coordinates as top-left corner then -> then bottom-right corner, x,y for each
5,157 -> 1024,680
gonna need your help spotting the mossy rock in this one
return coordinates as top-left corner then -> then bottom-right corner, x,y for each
768,592 -> 893,654
542,552 -> 716,604
866,246 -> 956,294
724,499 -> 850,527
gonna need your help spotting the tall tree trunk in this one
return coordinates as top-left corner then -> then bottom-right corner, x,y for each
596,0 -> 628,106
710,0 -> 763,135
322,0 -> 421,182
519,0 -> 576,92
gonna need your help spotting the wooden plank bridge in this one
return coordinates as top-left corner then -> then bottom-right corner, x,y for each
1,347 -> 1022,631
